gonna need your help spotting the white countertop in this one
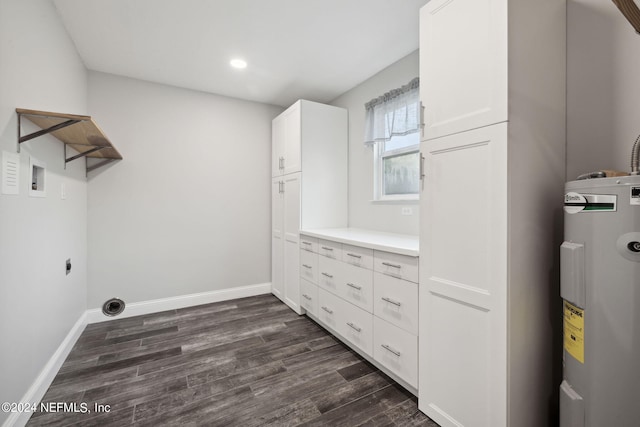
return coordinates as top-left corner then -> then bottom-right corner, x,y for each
300,227 -> 419,257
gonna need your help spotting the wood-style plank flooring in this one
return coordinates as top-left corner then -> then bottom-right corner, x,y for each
27,294 -> 439,426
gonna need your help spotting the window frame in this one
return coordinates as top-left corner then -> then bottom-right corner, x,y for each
373,132 -> 420,202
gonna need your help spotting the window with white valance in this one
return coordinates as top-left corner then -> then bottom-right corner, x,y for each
364,77 -> 420,201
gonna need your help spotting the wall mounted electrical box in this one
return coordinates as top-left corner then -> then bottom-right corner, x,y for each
29,157 -> 46,197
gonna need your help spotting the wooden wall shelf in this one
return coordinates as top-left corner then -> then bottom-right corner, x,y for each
16,108 -> 122,173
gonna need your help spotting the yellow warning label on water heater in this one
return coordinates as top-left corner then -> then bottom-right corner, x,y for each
564,301 -> 585,364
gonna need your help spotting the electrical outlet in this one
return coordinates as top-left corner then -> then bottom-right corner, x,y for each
401,207 -> 413,216
66,259 -> 72,275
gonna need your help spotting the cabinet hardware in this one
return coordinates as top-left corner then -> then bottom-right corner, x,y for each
302,264 -> 312,269
382,296 -> 402,307
382,262 -> 402,269
346,282 -> 362,291
381,344 -> 401,357
420,153 -> 425,181
346,322 -> 362,332
321,246 -> 334,251
321,306 -> 333,314
302,241 -> 312,245
302,294 -> 312,300
420,102 -> 425,138
346,253 -> 362,259
321,272 -> 333,278
279,156 -> 284,170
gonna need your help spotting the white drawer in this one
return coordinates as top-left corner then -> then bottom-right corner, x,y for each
318,255 -> 342,294
373,316 -> 418,389
300,235 -> 318,253
339,263 -> 374,313
300,249 -> 318,284
319,239 -> 342,259
339,299 -> 373,357
342,244 -> 374,270
318,288 -> 341,332
373,272 -> 418,335
300,278 -> 318,317
373,251 -> 419,283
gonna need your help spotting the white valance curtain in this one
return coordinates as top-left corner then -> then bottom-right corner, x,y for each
363,77 -> 420,147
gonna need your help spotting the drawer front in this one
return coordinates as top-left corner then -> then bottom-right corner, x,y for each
300,249 -> 318,284
318,255 -> 342,294
339,299 -> 373,357
339,263 -> 374,313
373,316 -> 418,388
300,278 -> 318,317
319,239 -> 342,259
373,272 -> 419,335
300,235 -> 319,253
342,244 -> 374,270
318,288 -> 341,332
373,251 -> 419,283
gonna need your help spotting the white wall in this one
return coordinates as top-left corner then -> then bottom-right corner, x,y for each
330,51 -> 420,236
567,0 -> 640,179
86,72 -> 282,310
0,0 -> 88,423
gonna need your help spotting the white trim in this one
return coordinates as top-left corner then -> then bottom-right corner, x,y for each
86,282 -> 272,324
3,312 -> 87,427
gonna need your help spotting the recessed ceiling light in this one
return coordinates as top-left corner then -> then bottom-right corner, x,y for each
230,59 -> 247,69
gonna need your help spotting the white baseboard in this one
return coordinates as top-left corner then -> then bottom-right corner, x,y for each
3,312 -> 88,427
86,282 -> 272,324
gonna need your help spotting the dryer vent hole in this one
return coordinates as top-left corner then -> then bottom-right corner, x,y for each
103,298 -> 125,317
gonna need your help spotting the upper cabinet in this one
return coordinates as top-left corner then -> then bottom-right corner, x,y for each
419,0 -> 507,140
272,102 -> 302,177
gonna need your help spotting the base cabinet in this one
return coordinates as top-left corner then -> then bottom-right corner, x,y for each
300,231 -> 419,393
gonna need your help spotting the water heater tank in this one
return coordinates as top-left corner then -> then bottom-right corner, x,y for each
560,176 -> 640,427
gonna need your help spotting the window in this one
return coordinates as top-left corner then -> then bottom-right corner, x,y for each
364,78 -> 420,201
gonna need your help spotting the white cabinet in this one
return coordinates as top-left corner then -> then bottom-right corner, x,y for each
271,100 -> 348,315
301,230 -> 420,394
419,0 -> 507,141
418,1 -> 565,426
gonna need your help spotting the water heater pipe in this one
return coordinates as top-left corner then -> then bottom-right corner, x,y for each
632,134 -> 640,175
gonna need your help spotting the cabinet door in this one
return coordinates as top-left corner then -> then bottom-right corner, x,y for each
419,0 -> 507,140
283,102 -> 301,175
418,124 -> 508,427
271,177 -> 284,300
283,173 -> 302,313
272,113 -> 285,177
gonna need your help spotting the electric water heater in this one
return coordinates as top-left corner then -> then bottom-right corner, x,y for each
560,175 -> 640,426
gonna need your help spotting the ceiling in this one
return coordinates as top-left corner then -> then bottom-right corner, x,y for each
52,0 -> 429,108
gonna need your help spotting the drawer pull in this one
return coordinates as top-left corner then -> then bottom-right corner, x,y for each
381,344 -> 401,357
347,253 -> 362,259
321,306 -> 333,314
382,262 -> 402,269
346,282 -> 362,291
321,246 -> 334,251
302,241 -> 312,245
302,264 -> 312,269
321,272 -> 334,278
346,322 -> 362,332
302,294 -> 312,300
381,297 -> 402,307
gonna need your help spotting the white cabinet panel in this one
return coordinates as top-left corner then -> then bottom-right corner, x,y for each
342,244 -> 374,269
373,272 -> 418,335
374,316 -> 418,389
319,239 -> 342,259
271,177 -> 284,300
318,288 -> 341,332
283,102 -> 301,175
300,248 -> 318,285
419,124 -> 507,427
300,235 -> 319,253
272,113 -> 285,177
300,278 -> 318,317
374,251 -> 419,284
339,263 -> 373,313
420,0 -> 507,140
338,299 -> 374,357
318,255 -> 342,295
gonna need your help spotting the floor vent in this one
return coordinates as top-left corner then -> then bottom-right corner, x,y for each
102,298 -> 125,317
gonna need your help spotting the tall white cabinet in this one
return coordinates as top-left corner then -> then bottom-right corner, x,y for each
271,100 -> 348,314
418,1 -> 566,426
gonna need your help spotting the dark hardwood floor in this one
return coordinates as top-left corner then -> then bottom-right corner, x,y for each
27,294 -> 438,426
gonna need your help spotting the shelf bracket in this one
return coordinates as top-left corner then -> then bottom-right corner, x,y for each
18,116 -> 81,151
66,146 -> 107,164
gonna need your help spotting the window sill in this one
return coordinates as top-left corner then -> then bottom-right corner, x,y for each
370,197 -> 419,205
